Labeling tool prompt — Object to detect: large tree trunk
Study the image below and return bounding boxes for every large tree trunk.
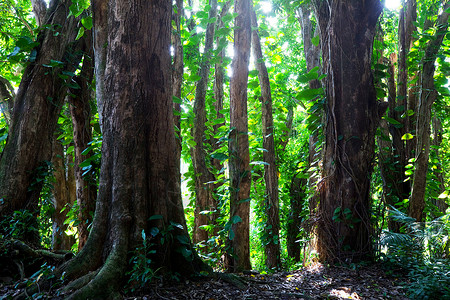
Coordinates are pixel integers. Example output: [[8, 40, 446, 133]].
[[409, 4, 450, 221], [32, 1, 207, 298], [431, 117, 448, 216], [68, 35, 97, 250], [225, 0, 252, 272], [251, 8, 280, 270], [0, 0, 80, 225], [191, 0, 218, 246], [313, 0, 384, 262]]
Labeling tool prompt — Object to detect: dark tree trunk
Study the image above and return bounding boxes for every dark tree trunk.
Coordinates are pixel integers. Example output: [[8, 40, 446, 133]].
[[34, 1, 207, 298], [287, 174, 306, 263], [225, 0, 252, 272], [431, 117, 448, 216], [251, 8, 280, 270], [410, 4, 450, 221], [191, 0, 218, 246], [0, 76, 14, 125], [68, 35, 97, 250], [313, 0, 384, 262], [51, 138, 75, 251], [172, 0, 184, 162], [0, 0, 80, 230]]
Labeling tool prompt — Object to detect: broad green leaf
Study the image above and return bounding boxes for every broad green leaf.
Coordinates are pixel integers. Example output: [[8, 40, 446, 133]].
[[401, 133, 414, 140], [76, 27, 85, 40], [148, 215, 164, 221]]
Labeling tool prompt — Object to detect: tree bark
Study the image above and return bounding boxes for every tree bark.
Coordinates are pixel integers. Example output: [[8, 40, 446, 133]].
[[0, 76, 14, 126], [31, 0, 47, 27], [68, 34, 97, 251], [172, 0, 184, 162], [431, 116, 448, 216], [51, 137, 75, 251], [226, 0, 252, 272], [251, 8, 280, 270], [191, 0, 219, 246], [33, 1, 208, 298], [313, 0, 384, 262], [0, 0, 80, 224], [409, 3, 450, 221]]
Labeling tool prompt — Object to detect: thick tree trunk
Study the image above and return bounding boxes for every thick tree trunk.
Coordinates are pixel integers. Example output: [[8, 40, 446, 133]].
[[0, 0, 80, 228], [225, 0, 252, 272], [34, 1, 207, 299], [251, 8, 280, 270], [313, 0, 384, 262], [191, 0, 218, 246], [410, 4, 450, 221], [68, 35, 97, 250]]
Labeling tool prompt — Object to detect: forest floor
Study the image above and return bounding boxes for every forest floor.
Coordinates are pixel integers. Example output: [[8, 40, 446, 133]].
[[125, 263, 410, 300], [0, 262, 410, 299]]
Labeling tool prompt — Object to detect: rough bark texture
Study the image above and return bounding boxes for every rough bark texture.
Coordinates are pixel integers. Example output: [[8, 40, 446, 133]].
[[251, 8, 280, 270], [431, 117, 448, 215], [68, 35, 97, 250], [39, 2, 208, 299], [409, 3, 450, 222], [378, 55, 403, 233], [313, 0, 384, 262], [31, 0, 47, 27], [51, 138, 75, 251], [191, 0, 218, 246], [0, 0, 80, 220], [172, 0, 184, 161], [298, 3, 322, 252], [0, 76, 14, 125], [287, 174, 306, 263], [226, 0, 252, 272]]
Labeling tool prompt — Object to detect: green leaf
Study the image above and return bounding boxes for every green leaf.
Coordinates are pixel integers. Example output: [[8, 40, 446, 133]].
[[148, 215, 163, 221], [295, 88, 323, 101], [231, 215, 242, 224], [170, 221, 183, 230], [150, 227, 159, 236], [311, 35, 320, 47], [141, 229, 146, 240], [229, 229, 235, 240], [76, 27, 85, 40], [250, 161, 270, 166], [211, 152, 228, 161], [81, 16, 93, 30], [176, 235, 190, 245], [401, 133, 414, 140], [384, 116, 401, 125]]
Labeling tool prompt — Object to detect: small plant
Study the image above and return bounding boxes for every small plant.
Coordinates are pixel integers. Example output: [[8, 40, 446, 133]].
[[379, 208, 450, 299], [125, 229, 160, 293]]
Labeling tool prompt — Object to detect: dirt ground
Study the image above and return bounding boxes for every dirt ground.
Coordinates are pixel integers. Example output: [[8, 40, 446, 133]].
[[0, 263, 410, 299], [125, 263, 409, 300]]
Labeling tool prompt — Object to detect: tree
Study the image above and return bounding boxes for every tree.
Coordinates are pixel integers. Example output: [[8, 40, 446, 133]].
[[191, 0, 219, 246], [0, 0, 81, 244], [251, 8, 280, 270], [409, 1, 450, 222], [313, 0, 386, 262], [226, 0, 252, 272], [21, 1, 207, 298]]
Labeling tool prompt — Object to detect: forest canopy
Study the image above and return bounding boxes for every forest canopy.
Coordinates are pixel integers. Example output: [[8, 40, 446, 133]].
[[0, 0, 449, 299]]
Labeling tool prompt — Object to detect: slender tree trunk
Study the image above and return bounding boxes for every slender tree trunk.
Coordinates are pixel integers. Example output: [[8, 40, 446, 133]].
[[313, 0, 385, 262], [191, 0, 219, 246], [51, 138, 75, 251], [68, 35, 97, 250], [410, 4, 450, 221], [172, 0, 184, 162], [0, 76, 14, 125], [0, 0, 80, 231], [431, 117, 448, 215], [225, 0, 252, 272], [251, 8, 280, 270], [287, 174, 306, 263], [30, 1, 208, 299]]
